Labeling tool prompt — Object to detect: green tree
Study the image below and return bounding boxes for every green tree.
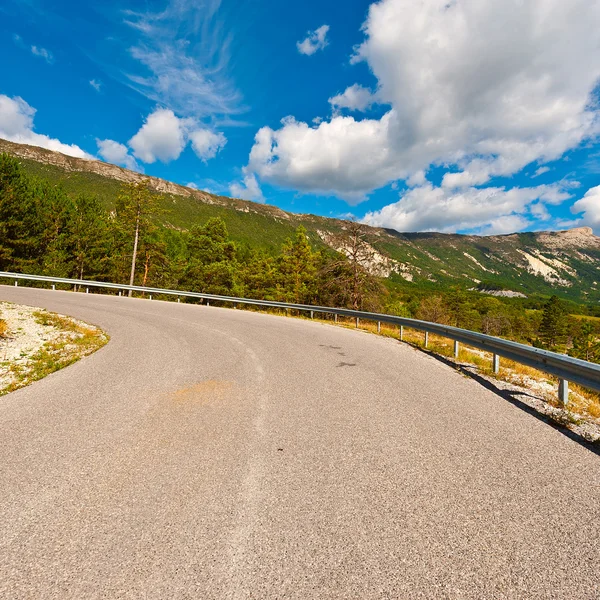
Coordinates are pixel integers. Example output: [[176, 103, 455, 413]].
[[70, 193, 110, 282], [239, 249, 278, 300], [538, 295, 569, 350], [277, 226, 318, 304], [569, 322, 600, 363], [183, 217, 238, 295], [113, 181, 161, 295]]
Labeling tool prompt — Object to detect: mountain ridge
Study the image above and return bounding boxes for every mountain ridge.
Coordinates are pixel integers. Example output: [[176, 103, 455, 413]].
[[1, 138, 599, 303]]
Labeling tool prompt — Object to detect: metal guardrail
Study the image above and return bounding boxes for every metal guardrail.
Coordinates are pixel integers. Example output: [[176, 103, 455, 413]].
[[2, 270, 599, 404]]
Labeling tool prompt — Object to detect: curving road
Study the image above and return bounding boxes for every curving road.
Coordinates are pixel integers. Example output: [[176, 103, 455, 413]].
[[0, 285, 599, 599]]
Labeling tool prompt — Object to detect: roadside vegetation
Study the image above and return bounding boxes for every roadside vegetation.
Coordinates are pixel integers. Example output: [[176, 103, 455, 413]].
[[0, 303, 108, 396]]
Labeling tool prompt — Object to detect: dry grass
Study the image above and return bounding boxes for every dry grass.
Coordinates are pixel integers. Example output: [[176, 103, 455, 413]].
[[0, 318, 7, 338]]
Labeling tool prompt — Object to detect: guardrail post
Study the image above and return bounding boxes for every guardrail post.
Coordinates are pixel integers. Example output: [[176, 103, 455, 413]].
[[377, 321, 381, 334], [454, 340, 459, 358], [14, 281, 17, 287], [558, 379, 569, 406], [207, 301, 210, 307], [149, 294, 152, 301], [118, 291, 121, 297], [493, 354, 500, 374], [177, 297, 180, 303], [310, 310, 314, 319], [334, 314, 338, 324], [52, 284, 55, 291], [356, 317, 360, 328], [400, 325, 403, 341], [86, 288, 89, 294], [424, 331, 429, 348]]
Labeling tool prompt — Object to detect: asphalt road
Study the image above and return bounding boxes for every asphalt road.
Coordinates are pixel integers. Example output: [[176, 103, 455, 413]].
[[0, 285, 598, 599]]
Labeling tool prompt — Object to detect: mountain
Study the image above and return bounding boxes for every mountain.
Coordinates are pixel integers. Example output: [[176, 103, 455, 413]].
[[1, 138, 599, 303]]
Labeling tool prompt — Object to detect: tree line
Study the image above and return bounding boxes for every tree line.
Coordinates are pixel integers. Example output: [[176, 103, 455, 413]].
[[0, 154, 382, 309], [1, 153, 598, 363]]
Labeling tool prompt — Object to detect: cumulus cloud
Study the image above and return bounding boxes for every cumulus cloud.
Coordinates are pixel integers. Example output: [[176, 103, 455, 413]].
[[297, 25, 330, 56], [31, 45, 53, 64], [363, 183, 572, 234], [127, 107, 227, 164], [0, 94, 89, 159], [246, 113, 397, 202], [189, 128, 227, 161], [241, 0, 600, 221], [230, 168, 264, 202], [96, 139, 140, 171], [128, 108, 189, 163], [329, 84, 377, 113], [572, 186, 600, 234]]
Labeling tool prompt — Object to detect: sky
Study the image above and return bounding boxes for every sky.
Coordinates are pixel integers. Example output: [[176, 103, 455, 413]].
[[1, 0, 600, 236]]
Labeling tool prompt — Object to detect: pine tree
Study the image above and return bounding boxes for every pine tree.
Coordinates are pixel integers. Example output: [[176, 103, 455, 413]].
[[113, 181, 160, 295], [538, 295, 569, 350], [277, 226, 318, 304], [183, 218, 238, 295]]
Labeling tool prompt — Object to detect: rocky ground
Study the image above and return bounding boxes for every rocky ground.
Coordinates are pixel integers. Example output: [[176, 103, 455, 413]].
[[0, 301, 108, 395]]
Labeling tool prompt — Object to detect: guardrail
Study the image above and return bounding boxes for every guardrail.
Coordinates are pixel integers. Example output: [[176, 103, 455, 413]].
[[2, 270, 599, 405]]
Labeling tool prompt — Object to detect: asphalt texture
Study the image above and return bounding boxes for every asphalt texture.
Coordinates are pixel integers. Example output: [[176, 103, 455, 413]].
[[0, 285, 598, 599]]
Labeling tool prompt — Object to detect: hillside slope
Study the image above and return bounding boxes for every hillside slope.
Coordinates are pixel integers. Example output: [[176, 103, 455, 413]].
[[1, 138, 599, 302]]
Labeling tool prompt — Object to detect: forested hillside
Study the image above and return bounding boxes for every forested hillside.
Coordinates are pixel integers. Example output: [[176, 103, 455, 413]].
[[1, 150, 599, 363], [2, 138, 600, 305]]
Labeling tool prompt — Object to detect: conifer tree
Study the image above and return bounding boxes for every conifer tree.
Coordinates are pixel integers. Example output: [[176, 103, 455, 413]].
[[538, 295, 569, 350], [277, 226, 318, 304], [114, 181, 160, 295]]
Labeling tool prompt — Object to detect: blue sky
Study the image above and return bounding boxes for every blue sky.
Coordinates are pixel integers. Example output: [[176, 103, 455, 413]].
[[1, 0, 599, 235]]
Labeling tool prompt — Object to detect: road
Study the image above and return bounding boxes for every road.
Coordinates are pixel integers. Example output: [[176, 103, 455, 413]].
[[0, 285, 598, 599]]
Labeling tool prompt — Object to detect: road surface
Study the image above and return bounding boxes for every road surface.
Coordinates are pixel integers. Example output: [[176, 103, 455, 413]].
[[0, 285, 598, 599]]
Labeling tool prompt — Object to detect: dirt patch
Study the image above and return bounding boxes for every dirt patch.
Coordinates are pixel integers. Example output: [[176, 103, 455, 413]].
[[172, 380, 234, 403]]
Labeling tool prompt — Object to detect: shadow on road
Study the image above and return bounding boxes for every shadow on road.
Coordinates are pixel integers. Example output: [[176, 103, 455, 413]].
[[426, 350, 600, 458]]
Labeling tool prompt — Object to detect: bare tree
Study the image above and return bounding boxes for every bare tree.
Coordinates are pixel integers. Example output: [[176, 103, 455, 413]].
[[321, 221, 383, 310]]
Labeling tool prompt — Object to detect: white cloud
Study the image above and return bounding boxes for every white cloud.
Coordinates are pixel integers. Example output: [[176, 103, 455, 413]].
[[297, 25, 330, 56], [242, 0, 600, 208], [127, 107, 226, 164], [533, 166, 551, 177], [128, 108, 188, 163], [96, 139, 140, 171], [0, 94, 89, 159], [189, 128, 226, 161], [572, 186, 600, 234], [363, 183, 571, 234], [31, 45, 53, 64], [329, 84, 377, 112], [246, 113, 397, 203], [89, 79, 102, 92], [406, 170, 426, 187], [230, 169, 264, 202], [186, 182, 199, 189], [124, 0, 243, 119]]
